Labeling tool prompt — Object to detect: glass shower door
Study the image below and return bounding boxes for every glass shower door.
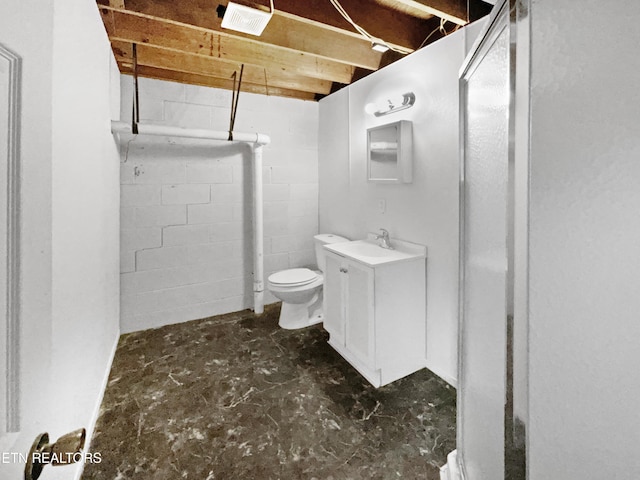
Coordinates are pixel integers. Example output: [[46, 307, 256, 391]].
[[458, 3, 510, 479]]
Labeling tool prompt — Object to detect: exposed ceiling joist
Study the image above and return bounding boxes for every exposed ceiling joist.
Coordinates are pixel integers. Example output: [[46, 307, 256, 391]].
[[108, 0, 406, 64], [120, 67, 317, 101], [117, 0, 429, 51], [386, 0, 468, 25], [99, 6, 356, 84], [97, 0, 492, 101], [112, 41, 333, 95]]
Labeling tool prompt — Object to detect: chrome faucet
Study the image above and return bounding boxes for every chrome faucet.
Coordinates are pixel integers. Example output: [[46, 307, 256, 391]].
[[375, 228, 394, 250]]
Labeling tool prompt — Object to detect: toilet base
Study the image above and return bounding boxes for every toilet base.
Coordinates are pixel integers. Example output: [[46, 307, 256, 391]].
[[278, 292, 323, 330]]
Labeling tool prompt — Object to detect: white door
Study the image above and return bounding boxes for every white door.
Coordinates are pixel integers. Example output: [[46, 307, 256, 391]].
[[458, 2, 510, 479], [0, 43, 52, 479], [0, 46, 10, 439], [0, 43, 25, 475]]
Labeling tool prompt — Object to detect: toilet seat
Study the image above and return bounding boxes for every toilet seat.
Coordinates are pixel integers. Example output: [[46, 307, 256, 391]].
[[268, 268, 318, 287]]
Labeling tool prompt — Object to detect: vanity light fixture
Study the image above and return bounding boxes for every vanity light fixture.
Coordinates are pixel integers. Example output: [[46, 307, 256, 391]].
[[221, 0, 274, 36], [365, 92, 416, 117]]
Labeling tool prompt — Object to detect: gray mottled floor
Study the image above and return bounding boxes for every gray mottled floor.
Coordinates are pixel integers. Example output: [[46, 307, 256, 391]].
[[82, 304, 455, 480]]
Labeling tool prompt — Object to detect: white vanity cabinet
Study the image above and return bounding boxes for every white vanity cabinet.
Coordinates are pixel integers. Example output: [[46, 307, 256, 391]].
[[323, 246, 426, 388]]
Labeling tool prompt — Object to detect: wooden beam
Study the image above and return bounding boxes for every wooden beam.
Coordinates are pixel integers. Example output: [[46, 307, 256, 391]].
[[118, 67, 317, 101], [390, 0, 468, 25], [106, 0, 395, 67], [111, 41, 332, 95], [98, 6, 356, 84], [243, 0, 434, 50]]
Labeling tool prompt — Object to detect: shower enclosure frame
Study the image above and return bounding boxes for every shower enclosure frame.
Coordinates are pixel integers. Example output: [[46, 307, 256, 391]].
[[456, 0, 531, 478]]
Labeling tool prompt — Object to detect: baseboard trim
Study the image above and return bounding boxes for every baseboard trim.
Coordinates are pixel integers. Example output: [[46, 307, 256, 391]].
[[73, 331, 119, 480]]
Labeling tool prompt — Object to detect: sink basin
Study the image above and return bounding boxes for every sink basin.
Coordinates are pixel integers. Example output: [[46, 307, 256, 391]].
[[324, 238, 426, 267], [338, 242, 399, 258]]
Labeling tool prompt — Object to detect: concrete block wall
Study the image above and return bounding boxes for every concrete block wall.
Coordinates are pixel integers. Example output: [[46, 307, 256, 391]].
[[119, 76, 319, 333]]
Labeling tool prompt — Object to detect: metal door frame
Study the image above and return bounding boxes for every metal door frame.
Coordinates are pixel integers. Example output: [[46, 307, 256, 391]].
[[457, 0, 531, 478]]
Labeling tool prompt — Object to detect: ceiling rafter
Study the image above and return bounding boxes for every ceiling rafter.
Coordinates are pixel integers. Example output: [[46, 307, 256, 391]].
[[97, 0, 491, 100], [112, 41, 333, 95], [120, 67, 317, 101], [99, 6, 357, 84], [110, 0, 431, 51], [385, 0, 468, 25], [106, 0, 406, 64], [239, 0, 438, 50]]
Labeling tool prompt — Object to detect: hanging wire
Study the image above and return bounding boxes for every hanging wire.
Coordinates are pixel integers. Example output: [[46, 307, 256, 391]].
[[418, 18, 461, 49], [328, 0, 407, 54]]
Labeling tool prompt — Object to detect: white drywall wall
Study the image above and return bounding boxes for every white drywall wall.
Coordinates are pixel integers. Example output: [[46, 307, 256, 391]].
[[527, 1, 640, 478], [118, 77, 320, 332], [318, 87, 351, 238], [319, 20, 486, 386], [49, 0, 121, 470]]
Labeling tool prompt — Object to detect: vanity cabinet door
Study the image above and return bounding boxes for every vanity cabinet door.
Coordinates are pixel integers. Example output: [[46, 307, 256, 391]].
[[344, 261, 375, 369], [323, 251, 345, 345]]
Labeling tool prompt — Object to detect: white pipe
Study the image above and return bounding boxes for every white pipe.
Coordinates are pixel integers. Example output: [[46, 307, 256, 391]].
[[111, 121, 270, 314], [252, 144, 265, 314], [111, 121, 270, 146]]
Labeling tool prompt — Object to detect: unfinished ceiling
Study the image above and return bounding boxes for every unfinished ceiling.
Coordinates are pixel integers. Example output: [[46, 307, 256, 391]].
[[97, 0, 492, 101]]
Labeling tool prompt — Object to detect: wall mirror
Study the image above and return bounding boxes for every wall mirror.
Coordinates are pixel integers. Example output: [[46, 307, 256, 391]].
[[367, 120, 412, 184]]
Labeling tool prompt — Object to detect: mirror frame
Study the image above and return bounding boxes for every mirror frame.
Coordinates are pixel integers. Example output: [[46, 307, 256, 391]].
[[366, 120, 412, 184]]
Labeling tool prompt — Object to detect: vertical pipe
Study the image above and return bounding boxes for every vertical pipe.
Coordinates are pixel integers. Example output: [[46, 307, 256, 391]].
[[109, 121, 270, 313], [252, 144, 264, 314]]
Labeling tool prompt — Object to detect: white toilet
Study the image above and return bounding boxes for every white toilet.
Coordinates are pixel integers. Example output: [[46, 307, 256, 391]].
[[268, 233, 349, 329]]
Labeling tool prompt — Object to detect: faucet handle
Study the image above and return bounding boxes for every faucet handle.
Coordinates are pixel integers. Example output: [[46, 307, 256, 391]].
[[375, 229, 394, 249]]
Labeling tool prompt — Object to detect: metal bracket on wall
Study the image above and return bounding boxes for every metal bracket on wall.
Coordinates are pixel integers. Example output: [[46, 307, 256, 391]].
[[228, 64, 245, 141], [131, 43, 140, 135]]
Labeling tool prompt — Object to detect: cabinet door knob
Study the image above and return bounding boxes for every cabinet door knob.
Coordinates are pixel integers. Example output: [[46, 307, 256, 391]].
[[340, 268, 348, 273]]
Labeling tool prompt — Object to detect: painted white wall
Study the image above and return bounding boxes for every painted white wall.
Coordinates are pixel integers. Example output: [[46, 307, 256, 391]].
[[318, 87, 351, 237], [319, 20, 486, 386], [527, 1, 640, 478], [49, 1, 121, 475], [118, 77, 319, 332], [0, 0, 120, 477]]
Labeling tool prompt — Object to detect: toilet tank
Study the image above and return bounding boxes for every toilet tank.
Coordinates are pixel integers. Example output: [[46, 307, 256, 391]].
[[314, 234, 350, 272]]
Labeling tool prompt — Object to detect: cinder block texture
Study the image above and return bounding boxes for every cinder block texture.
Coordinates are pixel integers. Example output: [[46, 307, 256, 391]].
[[119, 77, 320, 332]]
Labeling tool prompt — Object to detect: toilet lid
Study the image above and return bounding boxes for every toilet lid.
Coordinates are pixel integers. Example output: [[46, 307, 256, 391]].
[[268, 268, 318, 287]]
